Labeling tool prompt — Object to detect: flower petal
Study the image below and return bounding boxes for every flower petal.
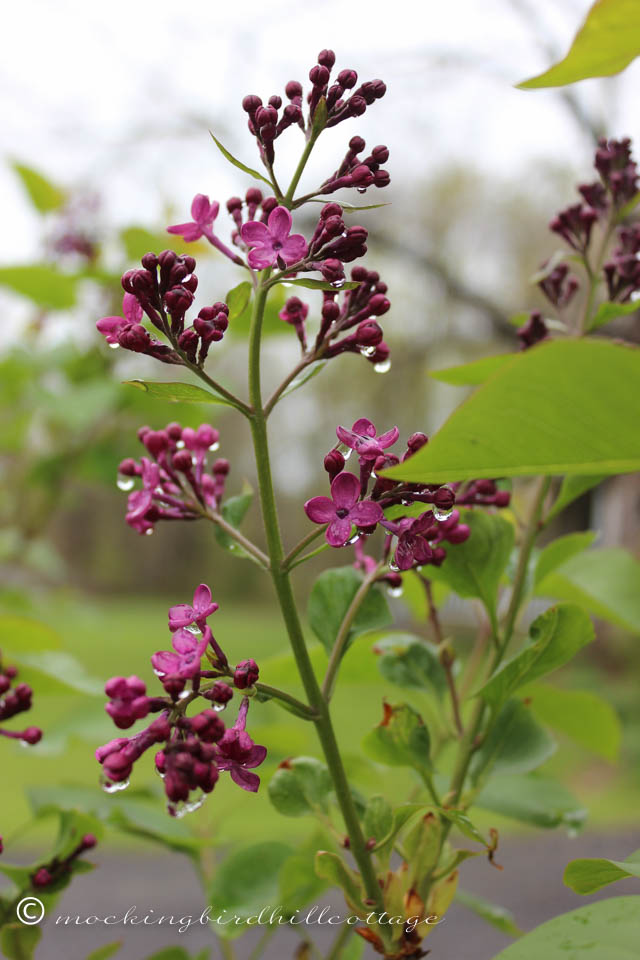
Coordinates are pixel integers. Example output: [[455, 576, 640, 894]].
[[280, 234, 308, 265], [96, 316, 126, 343], [247, 248, 276, 270], [193, 583, 213, 614], [330, 472, 360, 509], [350, 500, 383, 526], [168, 603, 195, 630], [191, 194, 211, 222], [244, 744, 267, 768], [267, 205, 292, 242], [326, 517, 353, 547], [172, 628, 200, 654], [241, 220, 269, 244], [377, 426, 400, 449], [352, 418, 376, 437], [167, 222, 202, 242], [122, 293, 143, 324], [229, 764, 261, 792], [151, 650, 181, 675], [304, 496, 336, 524], [395, 536, 416, 571]]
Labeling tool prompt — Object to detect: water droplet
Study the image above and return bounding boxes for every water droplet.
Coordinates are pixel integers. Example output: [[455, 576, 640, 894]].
[[359, 345, 376, 358], [208, 442, 220, 452], [178, 689, 190, 700], [374, 360, 391, 374], [401, 498, 411, 506], [387, 586, 404, 598], [331, 278, 345, 289], [176, 440, 185, 449], [356, 187, 367, 195], [282, 282, 293, 288], [347, 534, 360, 545], [145, 528, 154, 536], [101, 775, 130, 794], [343, 448, 352, 461], [116, 474, 135, 492], [631, 290, 640, 302], [108, 342, 120, 350], [168, 794, 206, 818], [213, 702, 227, 713], [434, 507, 453, 522], [185, 624, 202, 636], [155, 767, 166, 779], [153, 668, 166, 678], [389, 561, 400, 573]]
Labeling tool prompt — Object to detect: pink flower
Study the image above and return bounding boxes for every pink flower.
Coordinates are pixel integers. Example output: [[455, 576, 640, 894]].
[[125, 459, 161, 534], [167, 194, 220, 243], [104, 675, 150, 729], [240, 206, 307, 270], [96, 294, 143, 344], [216, 698, 267, 792], [168, 583, 219, 632], [336, 418, 399, 461], [151, 626, 210, 679], [304, 472, 383, 547]]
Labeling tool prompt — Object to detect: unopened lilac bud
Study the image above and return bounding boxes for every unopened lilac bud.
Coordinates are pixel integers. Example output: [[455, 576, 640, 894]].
[[446, 524, 471, 544], [349, 135, 365, 153], [212, 458, 230, 476], [356, 320, 383, 346], [324, 449, 345, 480], [407, 433, 428, 453], [347, 96, 367, 117], [118, 458, 138, 477], [321, 258, 345, 283], [143, 430, 169, 458], [338, 69, 358, 88], [234, 659, 259, 690], [20, 727, 42, 744], [32, 868, 53, 888], [494, 491, 511, 507], [269, 95, 282, 109], [81, 834, 98, 850], [322, 299, 340, 323], [285, 80, 302, 99], [310, 65, 330, 86], [172, 450, 193, 472], [242, 95, 262, 114], [433, 487, 455, 512], [203, 682, 234, 705], [318, 49, 336, 69]]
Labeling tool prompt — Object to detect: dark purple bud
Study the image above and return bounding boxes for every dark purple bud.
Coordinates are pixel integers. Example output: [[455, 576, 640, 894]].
[[337, 69, 357, 89], [321, 258, 345, 283], [141, 252, 159, 271], [172, 449, 193, 472], [203, 682, 234, 705], [355, 320, 383, 346], [32, 868, 53, 888], [310, 65, 330, 86], [242, 95, 262, 114], [433, 487, 455, 511], [285, 80, 303, 99], [324, 449, 346, 480], [234, 659, 259, 690], [407, 432, 428, 453], [347, 96, 367, 117], [21, 727, 43, 745], [143, 430, 169, 458]]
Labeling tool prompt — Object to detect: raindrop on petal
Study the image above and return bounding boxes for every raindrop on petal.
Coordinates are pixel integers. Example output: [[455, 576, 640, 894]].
[[145, 528, 154, 536], [100, 775, 130, 794], [387, 586, 404, 598], [108, 342, 120, 350], [374, 360, 391, 374], [116, 474, 135, 492], [434, 507, 454, 522], [359, 346, 376, 358]]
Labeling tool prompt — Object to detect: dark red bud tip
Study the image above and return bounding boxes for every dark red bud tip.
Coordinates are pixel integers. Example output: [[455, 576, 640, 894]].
[[285, 80, 303, 99], [81, 834, 98, 850], [433, 487, 455, 511], [21, 727, 43, 745], [407, 432, 429, 453], [494, 491, 511, 507], [172, 450, 193, 472], [32, 867, 53, 888], [324, 450, 346, 477], [242, 95, 262, 113]]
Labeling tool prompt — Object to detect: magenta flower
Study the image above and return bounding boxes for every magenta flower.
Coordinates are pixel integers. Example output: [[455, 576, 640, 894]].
[[125, 459, 161, 534], [217, 698, 267, 792], [304, 472, 383, 547], [167, 194, 220, 243], [104, 675, 150, 729], [151, 626, 210, 680], [96, 294, 143, 344], [240, 206, 307, 270], [336, 418, 399, 461], [168, 583, 219, 631]]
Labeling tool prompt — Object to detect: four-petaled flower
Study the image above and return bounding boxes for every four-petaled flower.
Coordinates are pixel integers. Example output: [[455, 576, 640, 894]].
[[125, 459, 161, 534], [304, 472, 383, 547], [393, 512, 439, 570], [216, 698, 267, 792], [96, 293, 143, 344], [168, 583, 219, 631], [167, 194, 220, 243], [151, 626, 211, 679], [240, 206, 307, 270], [336, 418, 399, 461]]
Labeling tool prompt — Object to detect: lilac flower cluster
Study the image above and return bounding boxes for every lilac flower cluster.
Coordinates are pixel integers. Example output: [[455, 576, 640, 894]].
[[304, 419, 510, 573], [97, 251, 230, 368], [96, 585, 266, 815], [117, 421, 229, 535], [242, 49, 387, 167], [0, 656, 42, 747], [31, 834, 97, 889]]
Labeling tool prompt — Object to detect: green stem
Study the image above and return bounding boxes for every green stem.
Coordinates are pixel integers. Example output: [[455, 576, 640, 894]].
[[255, 682, 318, 720], [325, 922, 355, 960], [203, 511, 270, 568], [247, 273, 386, 920], [218, 938, 237, 960], [283, 527, 326, 570], [264, 354, 316, 417], [322, 562, 384, 700], [288, 541, 330, 571], [285, 134, 319, 204]]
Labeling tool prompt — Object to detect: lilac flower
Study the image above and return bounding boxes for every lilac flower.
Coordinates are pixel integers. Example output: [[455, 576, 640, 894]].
[[104, 675, 150, 729], [125, 458, 161, 534], [240, 206, 307, 270], [216, 698, 267, 792], [151, 626, 210, 680], [169, 584, 219, 632], [167, 194, 220, 243], [304, 471, 383, 547], [96, 293, 143, 344], [336, 418, 399, 461]]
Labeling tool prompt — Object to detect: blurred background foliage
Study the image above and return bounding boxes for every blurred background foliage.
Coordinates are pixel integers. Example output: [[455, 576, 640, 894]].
[[0, 0, 638, 864]]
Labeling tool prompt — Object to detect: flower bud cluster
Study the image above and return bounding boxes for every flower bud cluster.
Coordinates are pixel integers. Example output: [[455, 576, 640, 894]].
[[97, 585, 266, 815], [304, 419, 509, 573], [31, 834, 98, 890], [118, 421, 230, 535], [0, 657, 42, 747], [321, 137, 390, 195]]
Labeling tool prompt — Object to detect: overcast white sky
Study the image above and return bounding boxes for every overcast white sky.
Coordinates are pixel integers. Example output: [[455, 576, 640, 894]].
[[3, 0, 640, 265]]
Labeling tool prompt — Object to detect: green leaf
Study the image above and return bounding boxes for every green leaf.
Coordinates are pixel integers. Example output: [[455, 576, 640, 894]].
[[383, 340, 640, 482], [430, 510, 514, 628], [373, 803, 425, 856], [12, 162, 66, 213], [4, 650, 103, 695], [274, 277, 359, 291], [429, 354, 511, 386], [226, 281, 252, 321], [0, 924, 41, 960], [518, 0, 640, 88], [477, 604, 594, 708], [564, 851, 640, 895], [281, 361, 328, 399], [547, 475, 604, 521], [362, 702, 432, 774], [587, 299, 639, 332], [373, 633, 447, 697], [307, 198, 391, 213], [279, 836, 331, 914], [476, 774, 586, 830], [268, 757, 332, 817], [439, 810, 488, 847], [534, 531, 597, 587], [311, 97, 328, 137], [0, 616, 61, 651], [214, 483, 254, 557], [363, 795, 393, 844], [456, 889, 523, 938], [536, 548, 640, 634], [123, 380, 234, 406], [0, 265, 78, 309], [471, 698, 557, 779], [521, 684, 621, 763], [85, 944, 123, 960], [308, 567, 392, 657], [489, 896, 640, 959], [314, 852, 364, 915], [209, 132, 272, 186], [208, 842, 293, 920], [403, 811, 442, 897]]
